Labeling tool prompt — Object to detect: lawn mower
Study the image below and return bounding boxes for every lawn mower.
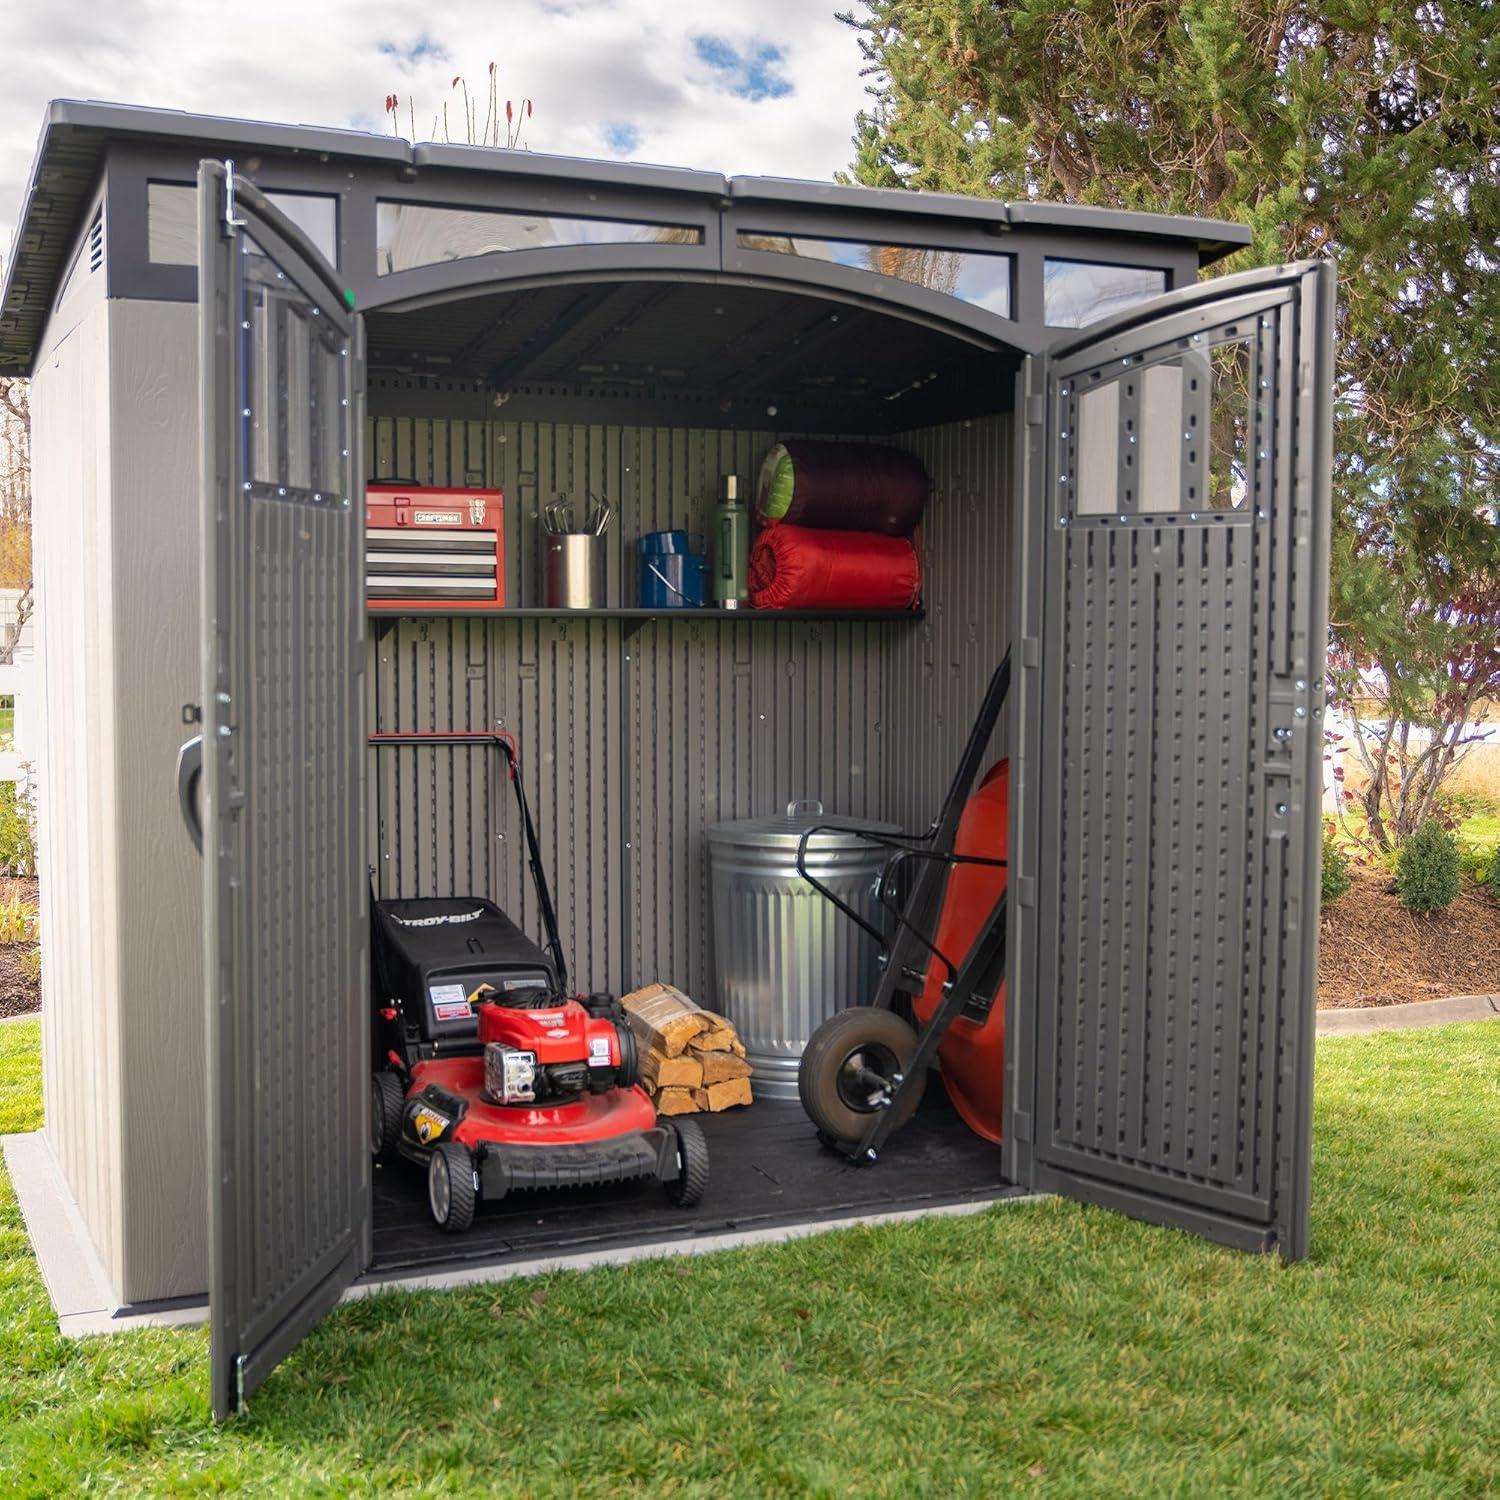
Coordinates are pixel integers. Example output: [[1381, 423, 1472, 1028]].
[[796, 651, 1011, 1162], [368, 731, 708, 1233]]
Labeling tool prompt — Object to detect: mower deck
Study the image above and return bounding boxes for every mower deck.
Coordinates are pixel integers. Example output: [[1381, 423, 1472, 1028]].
[[367, 1092, 1019, 1276]]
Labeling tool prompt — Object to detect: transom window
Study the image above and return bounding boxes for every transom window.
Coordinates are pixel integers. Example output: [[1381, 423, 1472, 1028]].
[[375, 202, 704, 275], [1045, 258, 1167, 328], [738, 231, 1012, 319]]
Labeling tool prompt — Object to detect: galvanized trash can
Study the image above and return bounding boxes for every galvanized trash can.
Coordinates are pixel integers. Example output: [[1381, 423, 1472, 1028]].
[[706, 802, 897, 1101]]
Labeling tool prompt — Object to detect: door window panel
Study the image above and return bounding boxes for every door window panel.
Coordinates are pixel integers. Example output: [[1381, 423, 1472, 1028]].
[[240, 235, 348, 503], [1063, 336, 1254, 519]]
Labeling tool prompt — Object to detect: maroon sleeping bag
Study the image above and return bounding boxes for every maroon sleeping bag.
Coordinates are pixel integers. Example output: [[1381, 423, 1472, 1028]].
[[748, 525, 922, 610], [755, 441, 929, 535]]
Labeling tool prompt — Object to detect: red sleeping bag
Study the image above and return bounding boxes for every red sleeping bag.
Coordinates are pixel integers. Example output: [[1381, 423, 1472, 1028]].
[[748, 524, 922, 610]]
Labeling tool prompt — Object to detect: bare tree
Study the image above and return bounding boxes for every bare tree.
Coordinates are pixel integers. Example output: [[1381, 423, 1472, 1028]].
[[0, 350, 33, 664]]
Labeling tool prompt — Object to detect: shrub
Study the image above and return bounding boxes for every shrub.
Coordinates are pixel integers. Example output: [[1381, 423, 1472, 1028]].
[[19, 947, 40, 986], [1321, 829, 1352, 907], [1476, 846, 1500, 900], [0, 890, 35, 944], [1395, 821, 1462, 914], [0, 781, 35, 876]]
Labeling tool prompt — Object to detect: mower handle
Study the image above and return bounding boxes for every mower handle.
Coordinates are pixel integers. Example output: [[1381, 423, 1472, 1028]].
[[366, 731, 567, 992]]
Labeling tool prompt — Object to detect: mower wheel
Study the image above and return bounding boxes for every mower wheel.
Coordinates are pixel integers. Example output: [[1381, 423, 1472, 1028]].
[[371, 1072, 404, 1162], [662, 1117, 710, 1207], [799, 1006, 925, 1149], [427, 1142, 477, 1233]]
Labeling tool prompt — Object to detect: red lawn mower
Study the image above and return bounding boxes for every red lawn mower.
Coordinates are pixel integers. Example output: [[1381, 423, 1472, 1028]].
[[369, 732, 709, 1232]]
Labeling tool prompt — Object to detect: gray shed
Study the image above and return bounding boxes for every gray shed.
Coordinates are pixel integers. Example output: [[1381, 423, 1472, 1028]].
[[1, 101, 1332, 1419]]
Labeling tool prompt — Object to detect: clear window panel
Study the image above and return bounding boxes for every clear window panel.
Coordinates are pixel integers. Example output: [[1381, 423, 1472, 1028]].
[[1074, 383, 1119, 514], [1203, 341, 1252, 511], [149, 183, 339, 266], [147, 183, 197, 266], [1044, 259, 1166, 328], [738, 232, 1011, 318], [1066, 336, 1253, 518], [265, 192, 339, 266], [240, 235, 347, 501], [376, 202, 703, 274]]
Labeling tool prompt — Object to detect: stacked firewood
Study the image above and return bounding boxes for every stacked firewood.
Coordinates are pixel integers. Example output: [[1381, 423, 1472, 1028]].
[[620, 983, 754, 1115]]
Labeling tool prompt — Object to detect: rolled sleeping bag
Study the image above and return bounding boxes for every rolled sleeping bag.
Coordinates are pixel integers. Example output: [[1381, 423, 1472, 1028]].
[[755, 441, 929, 535], [748, 524, 922, 611]]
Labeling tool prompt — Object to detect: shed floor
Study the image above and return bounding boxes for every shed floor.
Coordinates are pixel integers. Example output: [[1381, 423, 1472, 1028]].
[[368, 1092, 1017, 1277]]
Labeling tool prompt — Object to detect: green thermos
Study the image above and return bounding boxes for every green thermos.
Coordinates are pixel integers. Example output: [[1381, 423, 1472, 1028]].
[[714, 473, 749, 609]]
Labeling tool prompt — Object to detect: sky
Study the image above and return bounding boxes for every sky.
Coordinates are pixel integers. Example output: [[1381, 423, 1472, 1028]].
[[1, 0, 874, 257]]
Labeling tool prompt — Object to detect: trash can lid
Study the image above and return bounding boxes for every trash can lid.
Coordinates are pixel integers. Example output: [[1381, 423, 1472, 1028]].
[[706, 800, 900, 852]]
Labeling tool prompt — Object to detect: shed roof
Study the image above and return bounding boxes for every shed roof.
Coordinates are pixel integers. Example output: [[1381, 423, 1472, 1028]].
[[0, 99, 1252, 378]]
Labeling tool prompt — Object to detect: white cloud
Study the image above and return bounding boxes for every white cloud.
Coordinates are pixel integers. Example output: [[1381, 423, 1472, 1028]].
[[1, 0, 873, 258]]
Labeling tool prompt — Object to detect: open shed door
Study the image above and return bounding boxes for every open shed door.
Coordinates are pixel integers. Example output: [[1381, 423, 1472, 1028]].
[[1009, 262, 1334, 1259], [197, 161, 367, 1419]]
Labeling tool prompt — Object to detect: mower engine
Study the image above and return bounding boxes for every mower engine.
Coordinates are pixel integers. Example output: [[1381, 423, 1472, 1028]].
[[477, 991, 638, 1105]]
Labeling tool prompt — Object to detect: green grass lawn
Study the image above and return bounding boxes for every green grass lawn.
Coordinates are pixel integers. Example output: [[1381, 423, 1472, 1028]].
[[2, 1017, 1497, 1496]]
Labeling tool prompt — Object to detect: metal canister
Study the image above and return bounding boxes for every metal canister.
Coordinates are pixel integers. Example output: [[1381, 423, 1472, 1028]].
[[706, 801, 897, 1101], [543, 533, 605, 608]]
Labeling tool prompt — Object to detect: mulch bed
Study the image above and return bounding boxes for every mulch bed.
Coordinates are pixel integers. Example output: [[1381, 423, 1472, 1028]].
[[0, 868, 1490, 1019], [1318, 864, 1500, 1008], [0, 875, 39, 1020]]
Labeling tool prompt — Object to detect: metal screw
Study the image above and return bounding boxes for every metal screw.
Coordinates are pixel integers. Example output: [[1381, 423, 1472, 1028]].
[[1275, 802, 1288, 816], [865, 1148, 878, 1161]]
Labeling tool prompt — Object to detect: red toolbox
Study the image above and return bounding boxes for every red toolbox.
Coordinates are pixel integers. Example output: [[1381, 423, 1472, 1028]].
[[366, 485, 505, 609]]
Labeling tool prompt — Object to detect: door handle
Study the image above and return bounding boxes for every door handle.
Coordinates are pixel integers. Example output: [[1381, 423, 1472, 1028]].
[[177, 734, 204, 854]]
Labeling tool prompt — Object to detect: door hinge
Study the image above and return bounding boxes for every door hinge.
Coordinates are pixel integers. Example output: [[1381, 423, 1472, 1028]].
[[1025, 394, 1045, 427], [1016, 876, 1036, 908], [1021, 636, 1040, 668], [1012, 1110, 1032, 1143]]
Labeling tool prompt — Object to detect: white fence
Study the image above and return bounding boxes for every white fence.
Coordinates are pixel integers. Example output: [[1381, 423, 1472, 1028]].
[[0, 656, 35, 785]]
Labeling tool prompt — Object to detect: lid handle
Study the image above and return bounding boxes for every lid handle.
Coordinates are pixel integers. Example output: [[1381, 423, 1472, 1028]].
[[786, 799, 824, 817]]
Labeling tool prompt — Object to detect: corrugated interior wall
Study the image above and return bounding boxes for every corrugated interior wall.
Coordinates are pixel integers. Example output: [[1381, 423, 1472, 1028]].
[[366, 411, 1011, 1004], [881, 414, 1015, 830]]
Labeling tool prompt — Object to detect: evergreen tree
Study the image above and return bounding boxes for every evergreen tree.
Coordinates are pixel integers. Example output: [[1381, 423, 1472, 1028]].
[[843, 2, 1498, 844]]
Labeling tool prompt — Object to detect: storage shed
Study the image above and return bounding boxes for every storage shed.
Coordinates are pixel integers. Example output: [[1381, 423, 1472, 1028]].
[[1, 101, 1332, 1419]]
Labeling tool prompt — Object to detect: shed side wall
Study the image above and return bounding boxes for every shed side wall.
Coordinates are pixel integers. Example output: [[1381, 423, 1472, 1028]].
[[882, 413, 1016, 830], [33, 286, 126, 1297], [108, 299, 206, 1300]]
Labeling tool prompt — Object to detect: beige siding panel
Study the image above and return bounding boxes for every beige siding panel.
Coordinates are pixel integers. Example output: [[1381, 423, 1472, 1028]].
[[33, 291, 126, 1298], [108, 300, 206, 1301]]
